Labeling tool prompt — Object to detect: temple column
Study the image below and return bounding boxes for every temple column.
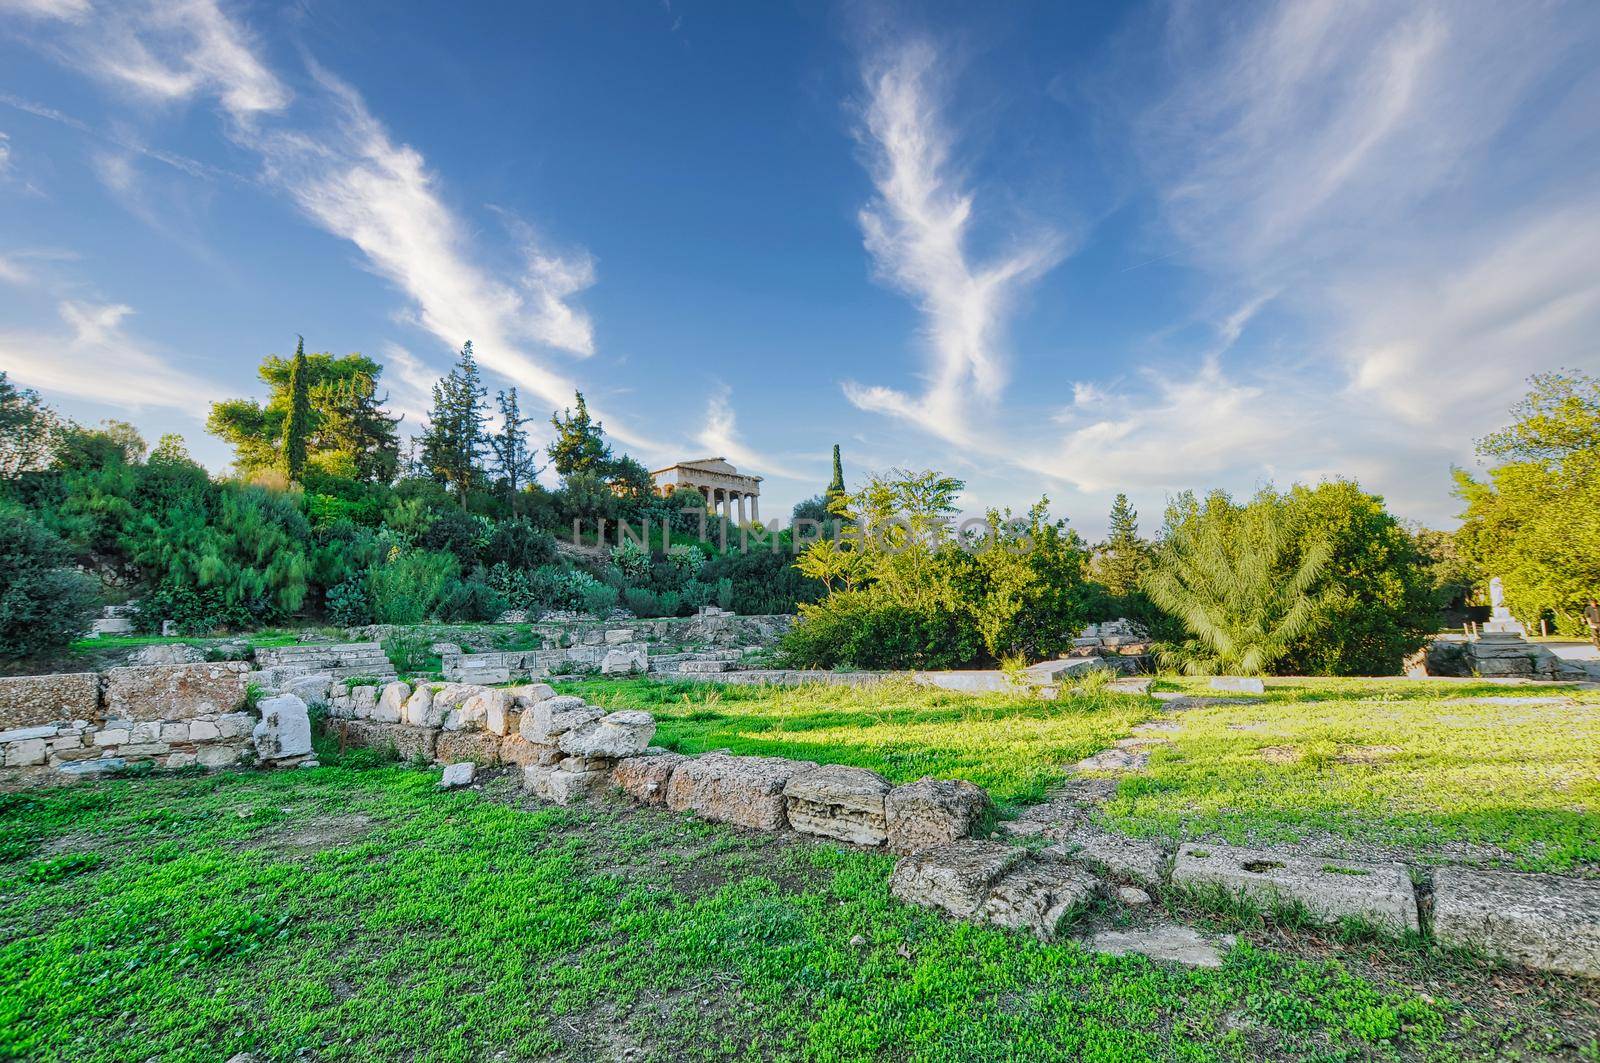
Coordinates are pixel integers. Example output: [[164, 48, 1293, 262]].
[[736, 492, 747, 526], [750, 494, 759, 523]]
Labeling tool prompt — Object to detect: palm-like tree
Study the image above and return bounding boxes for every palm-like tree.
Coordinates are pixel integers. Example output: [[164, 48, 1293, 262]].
[[1143, 497, 1330, 676]]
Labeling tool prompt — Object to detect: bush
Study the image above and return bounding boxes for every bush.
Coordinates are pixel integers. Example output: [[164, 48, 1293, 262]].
[[481, 519, 556, 568], [580, 582, 619, 616], [139, 579, 260, 635], [780, 591, 978, 670], [623, 586, 664, 617], [436, 575, 509, 622], [325, 577, 372, 627], [367, 550, 458, 624], [0, 507, 101, 661], [419, 509, 487, 561]]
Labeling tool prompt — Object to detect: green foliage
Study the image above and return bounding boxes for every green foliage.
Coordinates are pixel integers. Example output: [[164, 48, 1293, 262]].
[[0, 505, 101, 661], [325, 577, 372, 627], [1455, 370, 1600, 631], [487, 387, 542, 509], [0, 371, 62, 477], [479, 518, 556, 568], [282, 339, 310, 482], [826, 441, 846, 510], [1093, 492, 1148, 599], [1144, 489, 1331, 676], [366, 550, 458, 624], [206, 346, 399, 483], [418, 341, 488, 506], [547, 390, 610, 476]]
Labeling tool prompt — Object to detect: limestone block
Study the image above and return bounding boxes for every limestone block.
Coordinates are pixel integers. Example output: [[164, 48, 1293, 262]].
[[498, 735, 561, 767], [558, 710, 656, 758], [118, 742, 172, 756], [159, 722, 190, 743], [604, 628, 636, 644], [783, 764, 892, 846], [664, 753, 820, 831], [1208, 676, 1265, 694], [612, 752, 689, 805], [126, 643, 207, 666], [1054, 828, 1167, 888], [404, 685, 443, 727], [129, 721, 161, 743], [438, 762, 476, 789], [93, 729, 130, 747], [434, 729, 501, 766], [0, 724, 59, 743], [884, 776, 991, 855], [509, 682, 557, 708], [197, 744, 241, 768], [523, 764, 607, 804], [600, 644, 648, 676], [977, 859, 1100, 941], [443, 688, 496, 732], [283, 673, 333, 709], [217, 713, 255, 739], [103, 662, 249, 722], [889, 841, 1028, 917], [520, 699, 601, 743], [430, 684, 480, 714], [4, 738, 48, 767], [1433, 868, 1600, 978], [336, 721, 439, 763], [252, 694, 313, 762], [165, 751, 197, 769], [349, 685, 378, 719], [1084, 924, 1234, 969], [373, 682, 409, 724], [0, 672, 100, 732], [1172, 843, 1418, 933], [475, 689, 514, 735]]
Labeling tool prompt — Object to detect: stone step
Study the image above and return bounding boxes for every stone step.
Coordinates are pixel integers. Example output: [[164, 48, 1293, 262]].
[[1171, 842, 1418, 933], [1433, 868, 1600, 978]]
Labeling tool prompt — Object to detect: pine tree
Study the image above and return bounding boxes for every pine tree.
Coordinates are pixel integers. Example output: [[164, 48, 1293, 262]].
[[1098, 493, 1147, 598], [420, 341, 488, 508], [548, 391, 611, 477], [825, 443, 846, 512], [282, 337, 311, 483], [488, 387, 543, 514]]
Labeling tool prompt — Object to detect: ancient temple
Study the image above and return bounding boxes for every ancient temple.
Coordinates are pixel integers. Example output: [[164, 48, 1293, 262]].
[[649, 458, 762, 523]]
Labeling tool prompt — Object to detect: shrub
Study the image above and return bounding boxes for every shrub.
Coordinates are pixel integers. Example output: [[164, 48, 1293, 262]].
[[138, 579, 258, 636], [325, 577, 372, 627], [481, 519, 556, 568], [610, 539, 651, 581], [419, 509, 487, 561], [367, 550, 458, 624], [780, 591, 978, 670], [623, 586, 664, 617], [0, 507, 100, 661], [436, 576, 509, 622], [580, 582, 619, 616]]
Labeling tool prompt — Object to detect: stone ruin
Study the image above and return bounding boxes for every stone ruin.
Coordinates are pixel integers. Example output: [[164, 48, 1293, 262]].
[[0, 662, 314, 787]]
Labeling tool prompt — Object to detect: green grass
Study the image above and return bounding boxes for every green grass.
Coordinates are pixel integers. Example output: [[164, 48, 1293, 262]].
[[574, 677, 1154, 807], [2, 757, 1589, 1062], [575, 676, 1600, 873]]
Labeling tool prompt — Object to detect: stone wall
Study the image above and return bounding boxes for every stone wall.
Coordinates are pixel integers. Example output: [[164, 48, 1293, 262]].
[[1409, 633, 1600, 682], [0, 662, 309, 788]]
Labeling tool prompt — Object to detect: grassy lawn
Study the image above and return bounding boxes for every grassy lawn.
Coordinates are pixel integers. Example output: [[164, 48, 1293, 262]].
[[576, 677, 1155, 806], [576, 677, 1600, 874], [3, 754, 1594, 1062]]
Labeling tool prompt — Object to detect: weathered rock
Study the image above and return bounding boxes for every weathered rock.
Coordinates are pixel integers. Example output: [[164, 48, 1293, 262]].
[[1053, 829, 1168, 888], [509, 682, 557, 707], [889, 841, 1028, 918], [373, 681, 409, 724], [1083, 924, 1234, 968], [434, 729, 502, 765], [884, 776, 991, 855], [348, 685, 378, 719], [665, 752, 819, 831], [430, 684, 481, 714], [252, 694, 313, 762], [1432, 868, 1600, 978], [103, 662, 249, 722], [467, 689, 512, 735], [523, 764, 607, 804], [1208, 676, 1265, 694], [1118, 886, 1153, 906], [520, 699, 602, 743], [283, 673, 333, 710], [558, 710, 656, 758], [438, 762, 475, 789], [403, 685, 442, 727], [612, 751, 689, 805], [126, 643, 206, 666], [783, 763, 892, 846], [499, 735, 561, 767], [977, 859, 1100, 940], [600, 643, 648, 675], [1172, 843, 1418, 933]]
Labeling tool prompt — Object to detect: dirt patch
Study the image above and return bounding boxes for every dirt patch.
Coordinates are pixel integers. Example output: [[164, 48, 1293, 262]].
[[1259, 745, 1301, 765], [247, 813, 375, 855], [1337, 744, 1403, 764]]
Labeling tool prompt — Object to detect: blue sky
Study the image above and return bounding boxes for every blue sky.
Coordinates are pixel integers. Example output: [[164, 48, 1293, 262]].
[[2, 0, 1597, 537]]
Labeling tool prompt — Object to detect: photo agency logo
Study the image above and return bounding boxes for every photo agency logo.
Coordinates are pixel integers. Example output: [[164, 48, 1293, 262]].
[[571, 505, 1038, 556]]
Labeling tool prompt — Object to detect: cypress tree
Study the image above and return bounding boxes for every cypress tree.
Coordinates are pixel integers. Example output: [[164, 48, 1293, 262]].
[[1099, 493, 1147, 598], [489, 387, 542, 514], [283, 337, 310, 483], [825, 443, 846, 510], [420, 341, 488, 508]]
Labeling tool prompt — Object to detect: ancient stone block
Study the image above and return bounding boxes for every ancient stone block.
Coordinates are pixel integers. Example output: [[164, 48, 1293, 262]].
[[977, 859, 1100, 941], [521, 699, 602, 743], [404, 685, 443, 727], [884, 776, 991, 854], [197, 744, 242, 768], [349, 685, 377, 719], [4, 738, 48, 767], [1053, 828, 1168, 888], [1432, 868, 1600, 978], [783, 763, 892, 846], [600, 643, 648, 675], [558, 710, 656, 758], [0, 672, 100, 731], [253, 694, 313, 762], [438, 762, 475, 789], [499, 735, 560, 767], [373, 681, 409, 724], [1172, 843, 1418, 933], [664, 753, 819, 831], [1208, 676, 1265, 694], [434, 729, 502, 766], [889, 841, 1027, 918], [612, 752, 689, 805], [1084, 923, 1234, 968], [509, 683, 557, 708], [523, 764, 607, 804], [283, 673, 333, 710]]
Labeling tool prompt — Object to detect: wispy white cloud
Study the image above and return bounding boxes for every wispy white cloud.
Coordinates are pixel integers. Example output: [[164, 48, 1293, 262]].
[[0, 299, 217, 409], [0, 0, 92, 20], [694, 384, 807, 481], [0, 132, 11, 175], [844, 40, 1065, 444]]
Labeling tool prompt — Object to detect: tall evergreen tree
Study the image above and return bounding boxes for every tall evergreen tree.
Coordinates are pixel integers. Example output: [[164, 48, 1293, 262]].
[[826, 444, 846, 512], [1098, 493, 1147, 598], [488, 387, 542, 514], [283, 338, 310, 483], [420, 341, 489, 508], [547, 391, 611, 477]]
